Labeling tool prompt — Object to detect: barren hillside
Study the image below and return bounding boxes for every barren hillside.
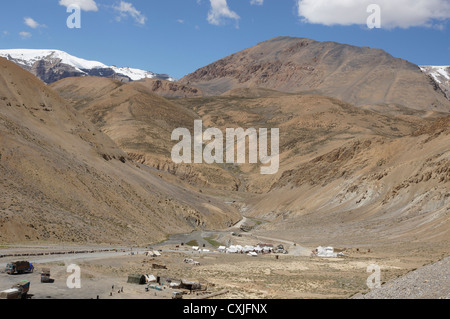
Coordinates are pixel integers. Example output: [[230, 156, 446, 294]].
[[0, 58, 240, 245], [51, 75, 449, 248], [50, 77, 241, 191]]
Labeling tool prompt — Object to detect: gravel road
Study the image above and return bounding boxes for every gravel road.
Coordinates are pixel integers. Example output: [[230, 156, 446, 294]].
[[354, 256, 449, 299]]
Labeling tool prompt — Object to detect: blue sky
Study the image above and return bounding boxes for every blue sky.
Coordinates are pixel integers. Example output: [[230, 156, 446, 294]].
[[0, 0, 449, 79]]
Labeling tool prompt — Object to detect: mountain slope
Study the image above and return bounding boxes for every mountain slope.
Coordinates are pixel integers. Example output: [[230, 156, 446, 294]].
[[0, 57, 239, 244], [0, 49, 173, 84], [50, 76, 240, 191], [248, 116, 450, 246], [421, 66, 450, 99], [181, 37, 450, 113]]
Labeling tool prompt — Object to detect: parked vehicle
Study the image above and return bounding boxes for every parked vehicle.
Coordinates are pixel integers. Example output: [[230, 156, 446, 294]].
[[0, 281, 30, 299], [0, 288, 21, 300], [41, 268, 51, 283], [5, 261, 34, 275], [12, 281, 30, 298], [172, 291, 183, 299]]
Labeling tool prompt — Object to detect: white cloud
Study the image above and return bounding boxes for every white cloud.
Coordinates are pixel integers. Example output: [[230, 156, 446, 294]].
[[207, 0, 240, 26], [24, 17, 45, 29], [19, 31, 32, 39], [250, 0, 264, 5], [297, 0, 450, 29], [59, 0, 99, 12], [113, 1, 147, 25]]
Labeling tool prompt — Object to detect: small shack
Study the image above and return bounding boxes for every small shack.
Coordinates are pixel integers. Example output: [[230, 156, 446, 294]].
[[127, 274, 147, 285], [180, 280, 202, 291]]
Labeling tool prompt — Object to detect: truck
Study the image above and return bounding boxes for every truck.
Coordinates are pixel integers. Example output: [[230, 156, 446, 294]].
[[0, 288, 21, 300], [12, 281, 30, 298], [172, 291, 183, 300], [41, 268, 51, 283], [0, 281, 30, 300], [5, 261, 34, 275]]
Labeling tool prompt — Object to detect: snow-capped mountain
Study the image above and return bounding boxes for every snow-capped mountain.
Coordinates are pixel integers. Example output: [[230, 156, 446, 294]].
[[420, 65, 450, 100], [0, 49, 174, 84]]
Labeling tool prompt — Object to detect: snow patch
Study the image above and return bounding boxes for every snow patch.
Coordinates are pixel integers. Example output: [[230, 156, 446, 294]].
[[0, 49, 173, 81]]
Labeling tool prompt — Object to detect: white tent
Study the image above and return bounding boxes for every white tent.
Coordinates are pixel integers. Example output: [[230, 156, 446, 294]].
[[247, 252, 258, 257], [226, 245, 238, 254], [244, 245, 255, 253], [192, 246, 199, 251], [218, 246, 226, 252], [316, 246, 338, 258], [145, 275, 157, 283], [263, 246, 272, 253]]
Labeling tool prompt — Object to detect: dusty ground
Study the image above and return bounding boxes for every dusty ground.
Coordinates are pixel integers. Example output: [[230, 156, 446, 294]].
[[1, 237, 447, 300]]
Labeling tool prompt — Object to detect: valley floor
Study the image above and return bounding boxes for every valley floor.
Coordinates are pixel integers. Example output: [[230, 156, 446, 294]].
[[0, 233, 448, 299]]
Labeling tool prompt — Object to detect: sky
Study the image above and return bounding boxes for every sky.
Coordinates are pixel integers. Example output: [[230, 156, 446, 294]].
[[0, 0, 449, 79]]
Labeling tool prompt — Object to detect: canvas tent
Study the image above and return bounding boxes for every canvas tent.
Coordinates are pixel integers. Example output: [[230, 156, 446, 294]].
[[145, 275, 157, 283], [127, 274, 146, 285], [254, 246, 263, 253], [180, 280, 202, 291], [226, 245, 238, 254], [244, 245, 255, 253], [316, 247, 338, 258]]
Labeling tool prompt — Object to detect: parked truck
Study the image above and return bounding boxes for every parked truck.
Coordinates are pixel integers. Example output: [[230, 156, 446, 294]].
[[5, 261, 34, 275], [41, 268, 52, 283], [0, 281, 30, 299]]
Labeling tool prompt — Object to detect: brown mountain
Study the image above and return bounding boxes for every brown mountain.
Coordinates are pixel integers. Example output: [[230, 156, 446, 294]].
[[0, 57, 240, 245], [132, 78, 204, 98], [181, 36, 450, 113], [14, 36, 449, 252], [50, 76, 240, 191], [169, 89, 449, 249], [51, 74, 450, 248]]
